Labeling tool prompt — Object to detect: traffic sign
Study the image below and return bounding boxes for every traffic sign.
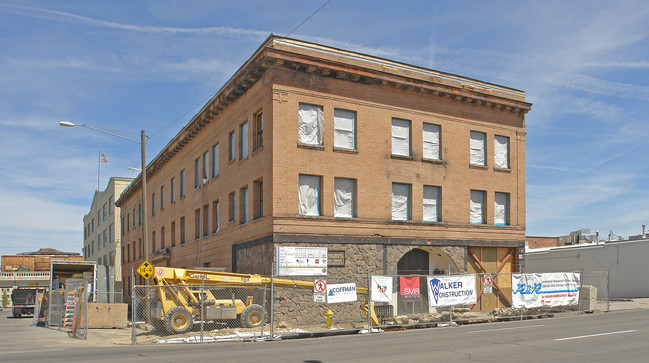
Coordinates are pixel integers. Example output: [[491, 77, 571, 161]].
[[314, 279, 327, 293], [483, 274, 493, 294], [137, 260, 153, 280]]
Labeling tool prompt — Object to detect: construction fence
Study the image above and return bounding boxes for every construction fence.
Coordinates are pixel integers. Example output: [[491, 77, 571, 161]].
[[38, 288, 89, 340], [129, 270, 609, 344]]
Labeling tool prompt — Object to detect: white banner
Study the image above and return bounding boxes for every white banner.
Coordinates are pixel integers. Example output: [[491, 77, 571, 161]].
[[427, 275, 477, 307], [371, 275, 393, 303], [512, 273, 580, 308], [327, 283, 357, 303], [276, 246, 327, 276]]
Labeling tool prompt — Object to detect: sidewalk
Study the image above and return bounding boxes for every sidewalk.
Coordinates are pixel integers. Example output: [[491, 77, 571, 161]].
[[608, 297, 649, 311]]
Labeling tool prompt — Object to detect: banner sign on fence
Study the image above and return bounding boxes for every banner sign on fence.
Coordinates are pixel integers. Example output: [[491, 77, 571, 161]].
[[371, 275, 393, 303], [400, 276, 420, 302], [326, 283, 357, 303], [512, 272, 580, 308], [427, 275, 477, 307], [276, 246, 327, 276]]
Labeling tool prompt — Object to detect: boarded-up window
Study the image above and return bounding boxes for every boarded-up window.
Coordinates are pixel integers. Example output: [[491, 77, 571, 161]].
[[299, 175, 320, 216], [299, 104, 324, 145], [422, 123, 441, 160], [494, 192, 508, 225], [334, 178, 355, 218], [391, 118, 411, 156], [392, 183, 410, 220], [470, 190, 485, 224], [334, 109, 356, 149], [470, 131, 486, 166], [423, 186, 440, 222], [494, 135, 509, 169]]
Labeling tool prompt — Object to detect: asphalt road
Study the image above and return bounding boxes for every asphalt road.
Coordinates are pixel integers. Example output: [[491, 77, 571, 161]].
[[1, 309, 647, 362]]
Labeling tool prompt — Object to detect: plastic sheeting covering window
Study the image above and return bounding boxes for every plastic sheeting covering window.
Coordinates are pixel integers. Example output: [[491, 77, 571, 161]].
[[299, 104, 324, 145], [334, 178, 354, 218], [494, 192, 508, 225], [470, 190, 484, 224], [422, 123, 441, 160], [298, 175, 320, 216], [423, 186, 439, 222], [391, 118, 411, 156], [240, 122, 249, 159], [334, 109, 356, 149], [392, 183, 410, 220], [494, 135, 509, 169], [470, 131, 486, 166]]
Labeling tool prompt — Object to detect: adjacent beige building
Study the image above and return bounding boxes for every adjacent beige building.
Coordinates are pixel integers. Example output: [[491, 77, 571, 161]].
[[117, 36, 531, 310]]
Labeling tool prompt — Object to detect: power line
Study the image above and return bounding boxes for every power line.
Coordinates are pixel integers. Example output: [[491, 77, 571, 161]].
[[286, 0, 332, 38]]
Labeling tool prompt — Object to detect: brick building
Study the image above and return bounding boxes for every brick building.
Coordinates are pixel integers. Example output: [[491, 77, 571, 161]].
[[117, 35, 531, 310]]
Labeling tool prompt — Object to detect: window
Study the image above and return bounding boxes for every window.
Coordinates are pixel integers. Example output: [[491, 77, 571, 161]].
[[97, 211, 101, 226], [228, 192, 236, 222], [494, 192, 509, 225], [151, 231, 156, 252], [127, 214, 130, 232], [151, 193, 156, 216], [334, 109, 356, 149], [228, 131, 235, 161], [121, 217, 124, 236], [170, 177, 176, 204], [180, 217, 186, 244], [138, 204, 142, 225], [470, 190, 485, 224], [103, 203, 107, 220], [254, 112, 263, 151], [171, 221, 176, 247], [212, 144, 219, 178], [423, 186, 440, 222], [203, 204, 209, 236], [195, 209, 201, 240], [132, 208, 136, 228], [102, 230, 107, 248], [240, 186, 248, 224], [254, 180, 263, 219], [202, 151, 209, 180], [160, 186, 165, 210], [298, 104, 324, 145], [180, 170, 185, 197], [91, 219, 94, 232], [109, 224, 114, 242], [391, 183, 410, 220], [334, 178, 355, 218], [422, 123, 441, 160], [494, 135, 509, 169], [212, 200, 220, 233], [470, 131, 486, 166], [391, 118, 411, 156], [195, 157, 201, 188], [139, 238, 142, 258], [298, 175, 321, 216], [240, 122, 249, 159], [160, 227, 165, 249], [109, 195, 114, 215]]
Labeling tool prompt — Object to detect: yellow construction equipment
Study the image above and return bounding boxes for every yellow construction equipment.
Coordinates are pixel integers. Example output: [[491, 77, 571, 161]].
[[149, 266, 378, 334]]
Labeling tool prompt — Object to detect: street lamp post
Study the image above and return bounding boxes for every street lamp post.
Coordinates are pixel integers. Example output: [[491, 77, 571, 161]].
[[59, 121, 150, 265]]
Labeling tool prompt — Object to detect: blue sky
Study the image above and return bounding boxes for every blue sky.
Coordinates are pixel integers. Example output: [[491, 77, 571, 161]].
[[1, 0, 648, 257]]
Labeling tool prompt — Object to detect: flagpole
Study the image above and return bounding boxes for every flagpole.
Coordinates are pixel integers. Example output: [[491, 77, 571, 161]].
[[98, 148, 101, 191]]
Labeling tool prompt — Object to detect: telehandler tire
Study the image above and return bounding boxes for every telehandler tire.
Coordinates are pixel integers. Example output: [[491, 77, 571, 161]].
[[165, 306, 193, 334], [240, 304, 267, 328]]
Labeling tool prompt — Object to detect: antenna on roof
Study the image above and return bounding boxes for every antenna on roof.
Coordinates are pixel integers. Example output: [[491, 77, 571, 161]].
[[286, 0, 332, 37]]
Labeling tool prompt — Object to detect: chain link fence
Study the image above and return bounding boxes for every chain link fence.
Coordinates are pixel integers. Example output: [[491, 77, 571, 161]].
[[128, 270, 610, 344], [41, 288, 89, 339]]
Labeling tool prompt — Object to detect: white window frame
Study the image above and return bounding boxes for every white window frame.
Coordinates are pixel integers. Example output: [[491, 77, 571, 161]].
[[470, 131, 486, 166], [333, 109, 356, 150], [422, 123, 441, 160], [298, 103, 324, 145], [298, 175, 321, 216], [334, 178, 355, 218], [391, 118, 411, 157], [494, 135, 510, 169]]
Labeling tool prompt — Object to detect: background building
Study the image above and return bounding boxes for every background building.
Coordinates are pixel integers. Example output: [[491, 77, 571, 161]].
[[83, 176, 132, 301], [117, 36, 531, 312]]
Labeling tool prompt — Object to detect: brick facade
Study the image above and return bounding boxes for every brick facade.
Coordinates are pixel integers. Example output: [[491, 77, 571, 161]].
[[117, 36, 531, 300]]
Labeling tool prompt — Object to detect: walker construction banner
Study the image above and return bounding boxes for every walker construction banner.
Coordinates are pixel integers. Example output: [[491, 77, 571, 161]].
[[512, 272, 580, 308], [371, 275, 393, 303], [427, 275, 477, 307]]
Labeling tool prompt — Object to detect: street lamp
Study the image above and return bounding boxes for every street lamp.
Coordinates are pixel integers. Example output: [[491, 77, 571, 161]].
[[59, 121, 150, 266]]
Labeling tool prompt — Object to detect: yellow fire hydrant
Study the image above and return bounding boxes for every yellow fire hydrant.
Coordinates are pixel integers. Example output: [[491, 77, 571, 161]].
[[325, 309, 334, 328]]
